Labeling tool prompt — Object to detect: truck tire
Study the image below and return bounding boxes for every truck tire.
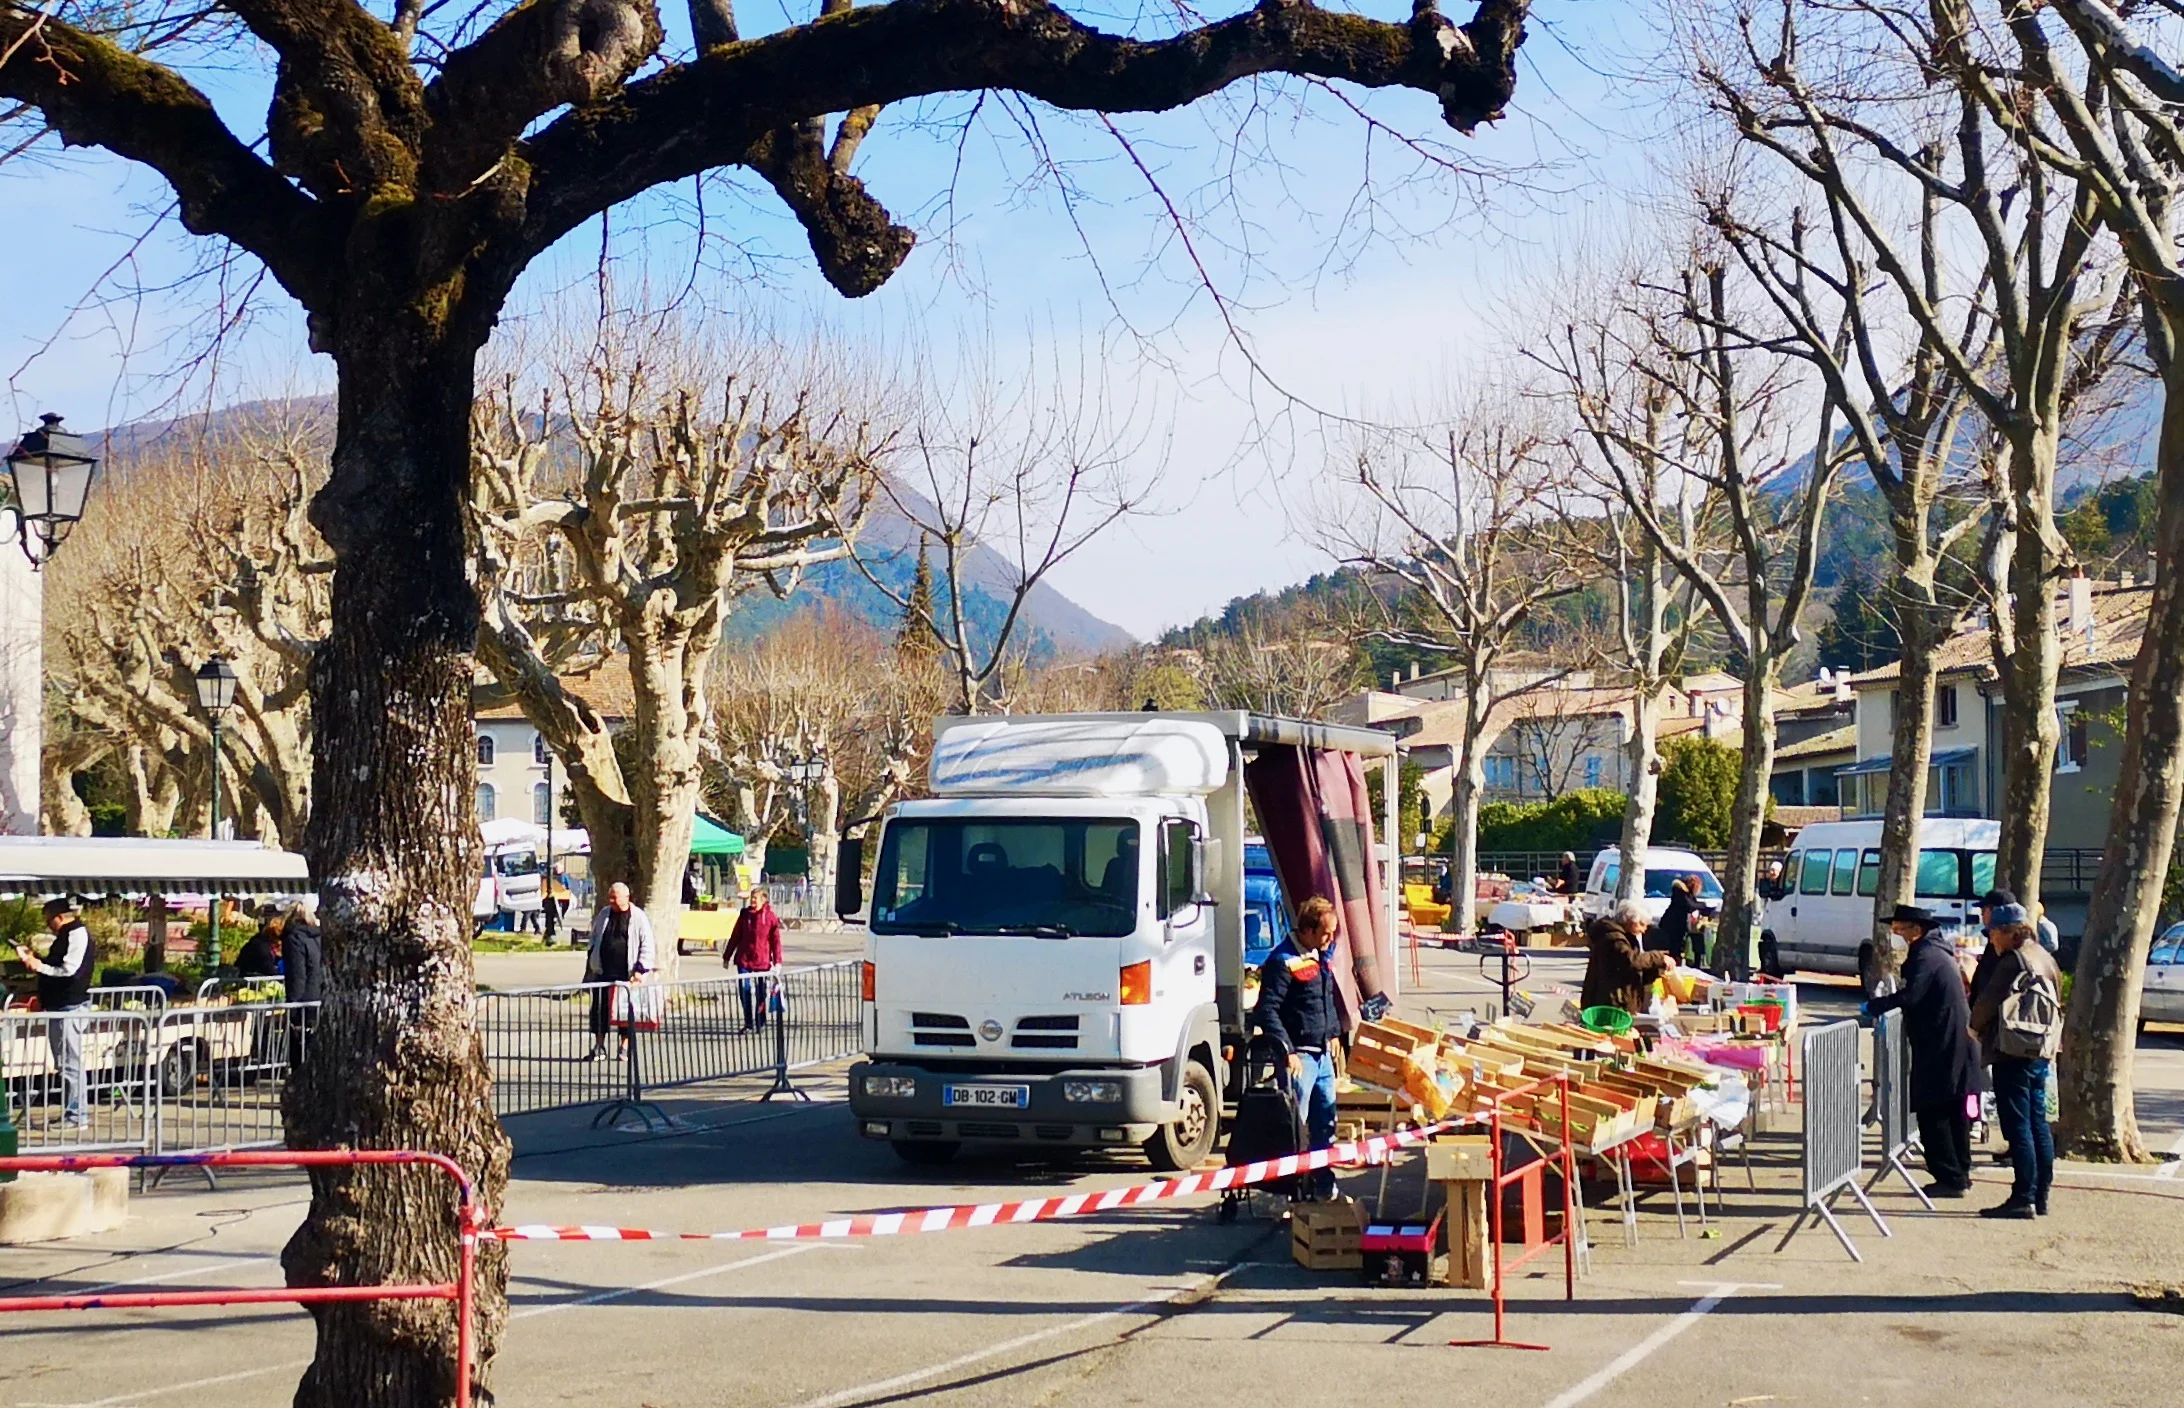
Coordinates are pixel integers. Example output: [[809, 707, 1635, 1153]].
[[1760, 931, 1786, 977], [891, 1139, 960, 1167], [1142, 1058, 1219, 1172], [158, 1041, 200, 1097]]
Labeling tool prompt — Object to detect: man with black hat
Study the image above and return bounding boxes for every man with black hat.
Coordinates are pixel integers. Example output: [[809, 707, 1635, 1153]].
[[12, 898, 95, 1128], [1865, 904, 1982, 1196]]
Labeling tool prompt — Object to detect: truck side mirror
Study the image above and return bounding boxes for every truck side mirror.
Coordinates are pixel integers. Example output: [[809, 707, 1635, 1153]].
[[835, 837, 865, 919], [1189, 833, 1216, 907]]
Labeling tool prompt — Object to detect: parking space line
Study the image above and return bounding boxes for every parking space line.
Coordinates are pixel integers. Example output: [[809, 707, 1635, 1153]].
[[1536, 1282, 1777, 1408], [783, 1265, 1246, 1408]]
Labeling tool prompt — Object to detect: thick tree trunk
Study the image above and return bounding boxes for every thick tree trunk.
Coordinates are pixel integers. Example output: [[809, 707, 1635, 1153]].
[[625, 672, 701, 968], [810, 768, 842, 907], [1721, 665, 1779, 970], [284, 334, 510, 1408], [1616, 688, 1663, 904], [1994, 434, 2065, 902], [2059, 357, 2184, 1164], [1447, 749, 1484, 937], [1872, 601, 1940, 980]]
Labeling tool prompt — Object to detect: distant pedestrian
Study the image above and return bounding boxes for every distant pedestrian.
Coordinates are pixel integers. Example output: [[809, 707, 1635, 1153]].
[[1581, 900, 1676, 1016], [14, 899, 93, 1128], [1651, 879, 1695, 963], [726, 887, 784, 1032], [280, 902, 324, 1005], [585, 882, 657, 1060], [235, 910, 285, 978], [1553, 852, 1581, 896], [2030, 901, 2060, 955], [1969, 914, 2061, 1218], [1865, 904, 1983, 1198], [1253, 895, 1346, 1200]]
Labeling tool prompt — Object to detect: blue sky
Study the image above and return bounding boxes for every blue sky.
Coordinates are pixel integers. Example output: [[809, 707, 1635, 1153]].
[[2, 1, 1663, 638]]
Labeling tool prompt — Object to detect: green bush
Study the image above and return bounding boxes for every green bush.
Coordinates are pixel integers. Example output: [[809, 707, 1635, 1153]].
[[1656, 736, 1742, 849], [1439, 789, 1628, 855]]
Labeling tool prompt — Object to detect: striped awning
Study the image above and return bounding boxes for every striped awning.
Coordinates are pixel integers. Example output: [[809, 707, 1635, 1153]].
[[0, 836, 311, 896]]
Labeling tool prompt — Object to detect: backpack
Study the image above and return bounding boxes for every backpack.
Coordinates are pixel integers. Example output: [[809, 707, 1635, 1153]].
[[1996, 965, 2063, 1060]]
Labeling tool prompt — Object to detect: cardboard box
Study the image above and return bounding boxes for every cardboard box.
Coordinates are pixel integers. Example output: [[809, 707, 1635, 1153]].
[[1426, 1135, 1493, 1182]]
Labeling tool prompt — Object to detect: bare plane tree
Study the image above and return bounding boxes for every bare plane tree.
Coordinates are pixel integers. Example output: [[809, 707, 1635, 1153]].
[[1323, 399, 1580, 935], [470, 324, 887, 959]]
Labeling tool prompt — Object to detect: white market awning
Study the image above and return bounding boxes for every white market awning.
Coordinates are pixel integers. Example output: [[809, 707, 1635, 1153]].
[[0, 836, 311, 896]]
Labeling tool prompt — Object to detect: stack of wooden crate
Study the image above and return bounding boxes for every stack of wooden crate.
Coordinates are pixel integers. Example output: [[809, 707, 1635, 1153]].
[[1292, 1198, 1365, 1270]]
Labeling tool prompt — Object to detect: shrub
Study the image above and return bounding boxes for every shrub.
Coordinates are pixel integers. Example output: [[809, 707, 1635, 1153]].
[[1656, 736, 1741, 850], [1440, 789, 1629, 856]]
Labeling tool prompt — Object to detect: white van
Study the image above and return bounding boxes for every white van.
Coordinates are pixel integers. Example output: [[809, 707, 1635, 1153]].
[[1762, 818, 1998, 994], [1579, 847, 1724, 924]]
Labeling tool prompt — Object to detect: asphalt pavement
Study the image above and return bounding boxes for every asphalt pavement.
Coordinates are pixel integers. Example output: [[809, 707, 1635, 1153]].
[[3, 944, 2181, 1407]]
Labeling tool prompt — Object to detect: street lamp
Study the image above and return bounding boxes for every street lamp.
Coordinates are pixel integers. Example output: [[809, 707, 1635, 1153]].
[[195, 659, 239, 970], [5, 414, 99, 567]]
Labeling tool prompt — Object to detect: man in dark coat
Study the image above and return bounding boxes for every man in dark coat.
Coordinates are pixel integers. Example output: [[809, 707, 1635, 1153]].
[[280, 904, 324, 1005], [1253, 895, 1346, 1199], [1581, 902, 1676, 1015], [1866, 904, 1982, 1197]]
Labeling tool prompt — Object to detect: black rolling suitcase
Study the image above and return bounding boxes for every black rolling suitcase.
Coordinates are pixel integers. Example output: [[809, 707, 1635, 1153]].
[[1218, 1050, 1307, 1220]]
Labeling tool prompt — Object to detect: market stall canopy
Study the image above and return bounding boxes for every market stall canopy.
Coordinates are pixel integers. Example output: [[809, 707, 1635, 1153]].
[[0, 837, 311, 896], [690, 813, 745, 856]]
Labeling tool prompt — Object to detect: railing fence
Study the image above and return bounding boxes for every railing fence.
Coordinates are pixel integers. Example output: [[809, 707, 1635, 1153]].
[[1776, 1019, 1889, 1262], [1864, 1010, 1929, 1206]]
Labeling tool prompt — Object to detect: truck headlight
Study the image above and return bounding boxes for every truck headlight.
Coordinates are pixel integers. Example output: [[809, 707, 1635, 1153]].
[[864, 1074, 916, 1099], [1063, 1079, 1123, 1104]]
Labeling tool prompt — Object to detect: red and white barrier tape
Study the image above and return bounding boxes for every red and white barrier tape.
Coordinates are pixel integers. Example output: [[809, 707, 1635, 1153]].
[[489, 1114, 1473, 1243]]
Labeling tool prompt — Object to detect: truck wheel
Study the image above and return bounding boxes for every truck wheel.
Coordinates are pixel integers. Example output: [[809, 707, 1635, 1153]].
[[158, 1042, 200, 1097], [1143, 1059, 1219, 1172], [891, 1139, 960, 1167], [1760, 931, 1786, 977]]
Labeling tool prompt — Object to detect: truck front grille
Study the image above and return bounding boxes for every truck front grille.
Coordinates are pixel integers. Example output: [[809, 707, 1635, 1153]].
[[910, 1012, 975, 1047], [912, 1032, 976, 1048], [958, 1122, 1021, 1139], [1012, 1014, 1079, 1050]]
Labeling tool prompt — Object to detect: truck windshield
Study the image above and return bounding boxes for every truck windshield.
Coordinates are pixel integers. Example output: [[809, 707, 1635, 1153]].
[[494, 849, 540, 878], [871, 818, 1139, 938]]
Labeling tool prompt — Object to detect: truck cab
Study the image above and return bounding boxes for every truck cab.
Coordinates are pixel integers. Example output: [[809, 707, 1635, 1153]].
[[843, 712, 1400, 1171]]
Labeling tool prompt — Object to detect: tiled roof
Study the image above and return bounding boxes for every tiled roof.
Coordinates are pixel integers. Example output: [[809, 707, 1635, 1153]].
[[1845, 583, 2150, 687], [473, 664, 635, 722], [1774, 723, 1857, 762]]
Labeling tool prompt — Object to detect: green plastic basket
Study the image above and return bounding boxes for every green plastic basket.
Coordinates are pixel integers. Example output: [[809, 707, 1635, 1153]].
[[1580, 1005, 1634, 1035]]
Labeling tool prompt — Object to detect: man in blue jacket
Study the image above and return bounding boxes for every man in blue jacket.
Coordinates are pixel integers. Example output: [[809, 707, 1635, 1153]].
[[1253, 895, 1344, 1199]]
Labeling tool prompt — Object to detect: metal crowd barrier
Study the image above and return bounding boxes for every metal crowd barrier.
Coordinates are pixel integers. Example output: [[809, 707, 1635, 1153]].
[[1864, 1010, 1929, 1207], [3, 959, 864, 1158], [1776, 1019, 1889, 1261]]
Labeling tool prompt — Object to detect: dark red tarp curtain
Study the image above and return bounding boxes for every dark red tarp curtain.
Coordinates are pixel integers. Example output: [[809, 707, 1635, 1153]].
[[1242, 744, 1392, 1032]]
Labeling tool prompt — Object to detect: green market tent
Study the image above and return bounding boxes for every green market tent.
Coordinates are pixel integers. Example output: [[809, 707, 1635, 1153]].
[[690, 813, 746, 857]]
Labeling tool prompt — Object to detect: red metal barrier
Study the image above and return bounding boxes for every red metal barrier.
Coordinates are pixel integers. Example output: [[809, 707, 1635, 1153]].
[[1448, 1072, 1580, 1353], [0, 1149, 480, 1408]]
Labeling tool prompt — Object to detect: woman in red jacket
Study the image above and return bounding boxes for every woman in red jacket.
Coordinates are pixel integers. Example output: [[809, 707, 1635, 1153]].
[[725, 888, 784, 1032]]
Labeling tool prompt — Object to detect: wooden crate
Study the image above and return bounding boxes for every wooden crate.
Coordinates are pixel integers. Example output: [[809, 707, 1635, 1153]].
[[1435, 1177, 1492, 1289], [1292, 1201, 1365, 1271]]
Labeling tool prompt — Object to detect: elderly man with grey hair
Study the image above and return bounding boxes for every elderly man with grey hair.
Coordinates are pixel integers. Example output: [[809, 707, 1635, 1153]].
[[584, 881, 657, 1060], [1580, 898, 1677, 1017]]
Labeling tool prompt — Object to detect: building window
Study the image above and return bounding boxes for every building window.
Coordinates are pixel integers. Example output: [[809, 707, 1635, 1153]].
[[533, 733, 551, 766], [1937, 685, 1958, 728], [1583, 754, 1603, 790], [532, 782, 552, 826], [476, 734, 495, 766], [2056, 704, 2088, 773], [1930, 759, 1975, 815], [1770, 771, 1806, 807], [476, 783, 497, 821], [1482, 756, 1518, 790], [1809, 767, 1840, 807]]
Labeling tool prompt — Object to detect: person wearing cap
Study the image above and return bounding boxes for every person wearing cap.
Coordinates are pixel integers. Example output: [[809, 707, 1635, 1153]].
[[12, 898, 95, 1128], [1864, 903, 1982, 1196], [1969, 911, 2061, 1218]]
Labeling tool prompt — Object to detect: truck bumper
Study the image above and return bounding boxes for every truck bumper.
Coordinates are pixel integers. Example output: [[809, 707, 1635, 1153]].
[[848, 1060, 1171, 1148]]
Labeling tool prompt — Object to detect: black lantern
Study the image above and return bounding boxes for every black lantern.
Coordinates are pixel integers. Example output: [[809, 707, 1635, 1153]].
[[5, 414, 99, 567], [194, 658, 240, 717]]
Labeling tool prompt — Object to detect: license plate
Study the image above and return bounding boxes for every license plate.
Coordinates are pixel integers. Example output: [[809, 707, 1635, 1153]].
[[943, 1084, 1030, 1109]]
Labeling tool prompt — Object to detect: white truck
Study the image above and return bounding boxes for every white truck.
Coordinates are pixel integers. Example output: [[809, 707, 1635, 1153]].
[[837, 711, 1401, 1170]]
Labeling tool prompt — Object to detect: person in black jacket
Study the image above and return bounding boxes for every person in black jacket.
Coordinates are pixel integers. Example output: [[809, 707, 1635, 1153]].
[[280, 904, 324, 1005], [1865, 904, 1982, 1197], [1652, 880, 1695, 962], [1253, 895, 1344, 1199], [14, 898, 94, 1127], [235, 909, 285, 978]]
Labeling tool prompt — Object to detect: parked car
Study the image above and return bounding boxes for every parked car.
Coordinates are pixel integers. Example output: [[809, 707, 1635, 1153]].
[[2145, 923, 2184, 1032], [1578, 847, 1724, 925], [1762, 817, 1998, 996]]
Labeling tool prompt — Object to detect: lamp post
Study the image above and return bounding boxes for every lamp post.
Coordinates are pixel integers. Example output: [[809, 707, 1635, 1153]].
[[5, 414, 99, 568], [195, 659, 239, 969]]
